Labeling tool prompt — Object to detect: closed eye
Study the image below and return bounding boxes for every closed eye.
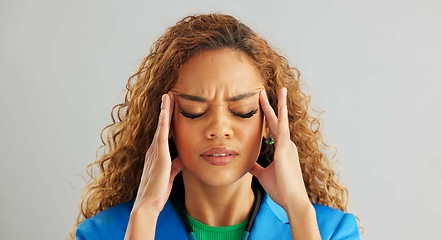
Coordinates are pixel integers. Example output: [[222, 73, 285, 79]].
[[179, 109, 205, 119], [180, 109, 258, 119], [232, 109, 258, 119]]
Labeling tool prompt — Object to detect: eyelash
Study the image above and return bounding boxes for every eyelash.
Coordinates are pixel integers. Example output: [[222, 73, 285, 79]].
[[234, 109, 258, 118], [179, 110, 205, 119], [179, 109, 258, 119]]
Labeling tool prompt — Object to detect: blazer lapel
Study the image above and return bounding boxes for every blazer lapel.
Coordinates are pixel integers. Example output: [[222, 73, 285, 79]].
[[155, 194, 292, 240], [155, 200, 188, 239], [249, 194, 292, 240]]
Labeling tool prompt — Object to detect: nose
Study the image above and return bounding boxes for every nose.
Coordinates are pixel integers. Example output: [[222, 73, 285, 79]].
[[205, 107, 234, 140]]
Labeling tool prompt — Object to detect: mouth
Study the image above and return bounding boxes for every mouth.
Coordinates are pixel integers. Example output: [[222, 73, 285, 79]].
[[210, 153, 231, 157], [200, 147, 238, 166]]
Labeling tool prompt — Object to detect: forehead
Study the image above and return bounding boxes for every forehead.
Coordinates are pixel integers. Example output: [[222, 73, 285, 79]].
[[173, 48, 263, 96]]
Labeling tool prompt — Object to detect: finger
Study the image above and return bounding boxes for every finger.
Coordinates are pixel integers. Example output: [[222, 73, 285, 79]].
[[154, 95, 172, 167], [144, 99, 164, 166], [259, 90, 279, 139], [157, 94, 170, 143], [142, 95, 172, 178], [150, 94, 167, 146], [249, 162, 265, 179], [167, 91, 174, 120], [277, 87, 290, 140], [167, 91, 175, 139]]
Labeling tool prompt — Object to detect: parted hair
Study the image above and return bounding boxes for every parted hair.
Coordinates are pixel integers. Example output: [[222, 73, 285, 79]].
[[70, 13, 349, 239]]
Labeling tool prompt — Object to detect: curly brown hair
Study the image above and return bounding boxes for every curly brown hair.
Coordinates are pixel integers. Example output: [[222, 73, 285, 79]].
[[70, 13, 349, 239]]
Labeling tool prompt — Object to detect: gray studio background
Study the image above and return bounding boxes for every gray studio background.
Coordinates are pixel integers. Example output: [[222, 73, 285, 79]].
[[1, 0, 441, 239]]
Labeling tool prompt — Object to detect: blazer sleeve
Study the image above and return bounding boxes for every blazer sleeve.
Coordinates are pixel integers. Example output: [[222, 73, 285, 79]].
[[76, 219, 102, 240], [330, 213, 360, 240]]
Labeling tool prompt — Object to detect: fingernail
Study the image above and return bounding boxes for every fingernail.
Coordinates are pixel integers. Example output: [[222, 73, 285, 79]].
[[167, 91, 174, 103], [261, 89, 267, 98], [281, 87, 287, 99]]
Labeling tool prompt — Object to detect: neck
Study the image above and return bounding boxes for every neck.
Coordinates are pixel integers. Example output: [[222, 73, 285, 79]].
[[182, 173, 255, 226]]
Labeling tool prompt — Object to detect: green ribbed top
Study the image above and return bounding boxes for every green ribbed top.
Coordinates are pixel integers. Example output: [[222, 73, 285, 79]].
[[187, 215, 247, 240]]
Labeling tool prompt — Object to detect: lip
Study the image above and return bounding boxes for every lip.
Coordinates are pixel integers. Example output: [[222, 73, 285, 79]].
[[200, 147, 238, 166]]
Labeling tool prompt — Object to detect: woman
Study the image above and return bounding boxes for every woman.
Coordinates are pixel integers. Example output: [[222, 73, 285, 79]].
[[73, 13, 359, 240]]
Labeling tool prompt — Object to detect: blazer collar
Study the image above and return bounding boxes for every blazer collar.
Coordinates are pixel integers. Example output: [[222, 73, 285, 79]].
[[261, 194, 289, 223], [155, 193, 289, 239]]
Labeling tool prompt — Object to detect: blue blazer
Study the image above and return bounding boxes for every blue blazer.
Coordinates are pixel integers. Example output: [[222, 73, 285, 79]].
[[76, 194, 359, 239]]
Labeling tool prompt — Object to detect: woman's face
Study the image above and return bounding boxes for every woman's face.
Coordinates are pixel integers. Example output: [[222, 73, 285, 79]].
[[171, 48, 266, 187]]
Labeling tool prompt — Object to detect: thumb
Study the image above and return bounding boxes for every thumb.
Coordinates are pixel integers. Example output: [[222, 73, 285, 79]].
[[170, 157, 183, 183], [249, 162, 264, 179]]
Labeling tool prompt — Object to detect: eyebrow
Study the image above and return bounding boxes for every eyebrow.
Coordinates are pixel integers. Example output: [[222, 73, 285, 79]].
[[176, 91, 258, 102]]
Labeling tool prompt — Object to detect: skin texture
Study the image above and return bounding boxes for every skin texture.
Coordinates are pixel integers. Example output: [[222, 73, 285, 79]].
[[171, 49, 266, 226], [124, 49, 320, 240]]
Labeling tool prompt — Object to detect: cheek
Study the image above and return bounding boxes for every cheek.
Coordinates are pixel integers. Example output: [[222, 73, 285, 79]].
[[248, 111, 264, 135], [172, 117, 186, 142], [239, 116, 264, 150], [172, 115, 200, 156]]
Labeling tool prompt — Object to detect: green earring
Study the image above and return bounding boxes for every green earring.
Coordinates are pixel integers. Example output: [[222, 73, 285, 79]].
[[265, 135, 274, 145]]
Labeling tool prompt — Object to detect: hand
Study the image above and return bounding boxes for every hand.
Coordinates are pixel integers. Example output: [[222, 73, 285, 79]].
[[132, 92, 183, 216], [125, 92, 183, 239], [249, 88, 310, 211], [249, 87, 320, 239]]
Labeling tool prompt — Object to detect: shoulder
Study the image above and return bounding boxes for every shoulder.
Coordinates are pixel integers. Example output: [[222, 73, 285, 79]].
[[314, 204, 360, 239], [76, 200, 134, 240], [252, 194, 359, 240], [75, 200, 187, 240]]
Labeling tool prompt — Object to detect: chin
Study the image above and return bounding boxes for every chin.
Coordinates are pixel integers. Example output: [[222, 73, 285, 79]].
[[183, 168, 250, 188]]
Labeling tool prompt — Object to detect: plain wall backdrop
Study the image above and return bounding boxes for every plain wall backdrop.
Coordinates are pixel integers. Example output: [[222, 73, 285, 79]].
[[1, 0, 441, 239]]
